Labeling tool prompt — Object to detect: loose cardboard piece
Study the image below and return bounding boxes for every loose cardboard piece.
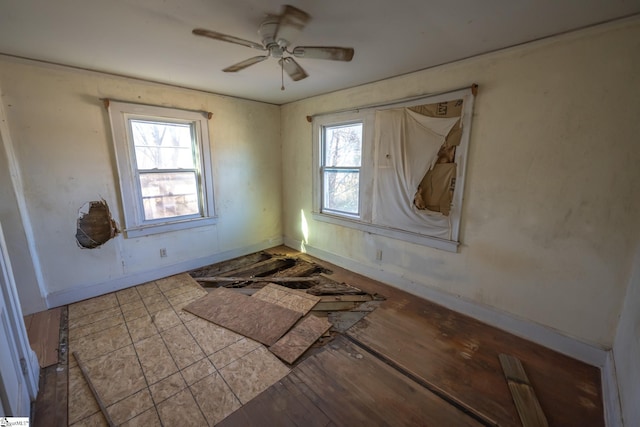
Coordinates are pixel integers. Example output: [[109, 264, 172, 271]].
[[269, 315, 332, 364], [183, 287, 302, 346]]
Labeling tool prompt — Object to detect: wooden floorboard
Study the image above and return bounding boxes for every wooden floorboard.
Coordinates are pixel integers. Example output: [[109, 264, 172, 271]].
[[220, 335, 484, 427], [25, 307, 62, 368], [346, 299, 603, 426], [266, 247, 605, 427], [32, 307, 67, 427]]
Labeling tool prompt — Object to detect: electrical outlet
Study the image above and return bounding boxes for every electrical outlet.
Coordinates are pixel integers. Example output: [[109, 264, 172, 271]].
[[160, 248, 167, 258], [376, 249, 382, 261]]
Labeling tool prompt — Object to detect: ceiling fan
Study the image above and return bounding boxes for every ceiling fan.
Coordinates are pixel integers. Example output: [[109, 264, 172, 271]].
[[192, 5, 354, 87]]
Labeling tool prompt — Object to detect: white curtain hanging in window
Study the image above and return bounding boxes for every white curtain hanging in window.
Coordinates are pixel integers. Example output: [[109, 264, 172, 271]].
[[372, 108, 459, 239]]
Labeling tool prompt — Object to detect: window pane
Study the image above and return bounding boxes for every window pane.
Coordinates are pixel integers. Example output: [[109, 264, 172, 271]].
[[324, 124, 362, 167], [131, 120, 195, 170], [139, 172, 200, 220], [323, 170, 359, 214]]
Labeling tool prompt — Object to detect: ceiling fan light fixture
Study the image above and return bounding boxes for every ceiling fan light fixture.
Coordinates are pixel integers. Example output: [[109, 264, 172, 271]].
[[192, 4, 355, 85]]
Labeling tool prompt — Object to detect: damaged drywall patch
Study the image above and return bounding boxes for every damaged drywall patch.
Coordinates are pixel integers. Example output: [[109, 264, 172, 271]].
[[76, 199, 119, 248]]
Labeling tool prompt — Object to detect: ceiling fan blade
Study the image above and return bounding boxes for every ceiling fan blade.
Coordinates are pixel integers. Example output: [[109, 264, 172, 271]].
[[274, 5, 311, 48], [193, 28, 266, 51], [279, 57, 308, 81], [292, 46, 354, 61], [223, 56, 268, 72]]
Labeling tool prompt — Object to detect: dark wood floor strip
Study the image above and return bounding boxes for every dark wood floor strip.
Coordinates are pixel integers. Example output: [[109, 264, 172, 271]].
[[25, 307, 62, 368], [221, 335, 484, 426], [346, 301, 604, 427], [343, 333, 498, 426], [32, 307, 67, 427]]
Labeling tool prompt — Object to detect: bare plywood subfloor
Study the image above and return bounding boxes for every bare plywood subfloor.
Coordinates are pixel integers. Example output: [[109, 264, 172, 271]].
[[184, 287, 302, 346], [63, 274, 291, 426]]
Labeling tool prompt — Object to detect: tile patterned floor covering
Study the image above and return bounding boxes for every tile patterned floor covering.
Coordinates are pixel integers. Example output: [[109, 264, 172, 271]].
[[252, 283, 321, 315], [67, 273, 290, 426]]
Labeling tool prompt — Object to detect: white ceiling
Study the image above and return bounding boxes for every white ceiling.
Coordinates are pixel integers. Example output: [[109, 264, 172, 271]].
[[1, 1, 639, 105]]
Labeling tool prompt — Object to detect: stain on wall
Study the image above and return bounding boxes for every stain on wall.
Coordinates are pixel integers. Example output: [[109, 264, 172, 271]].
[[75, 200, 119, 249]]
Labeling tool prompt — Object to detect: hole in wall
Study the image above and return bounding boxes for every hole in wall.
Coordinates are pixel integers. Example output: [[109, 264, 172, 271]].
[[76, 199, 119, 249]]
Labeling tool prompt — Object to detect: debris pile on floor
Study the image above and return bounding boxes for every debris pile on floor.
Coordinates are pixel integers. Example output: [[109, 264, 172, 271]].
[[187, 251, 385, 363]]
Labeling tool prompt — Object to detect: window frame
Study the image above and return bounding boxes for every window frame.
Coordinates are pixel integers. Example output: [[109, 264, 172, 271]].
[[313, 111, 376, 222], [311, 88, 474, 252], [108, 101, 216, 237], [320, 120, 364, 218]]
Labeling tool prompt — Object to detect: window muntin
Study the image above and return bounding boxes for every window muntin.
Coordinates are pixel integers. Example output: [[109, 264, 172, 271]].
[[108, 101, 216, 237], [321, 123, 362, 216], [128, 119, 202, 221], [138, 171, 199, 220]]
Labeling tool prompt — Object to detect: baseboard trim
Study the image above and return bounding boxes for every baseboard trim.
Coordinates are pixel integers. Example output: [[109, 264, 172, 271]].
[[602, 351, 624, 426], [46, 237, 283, 308]]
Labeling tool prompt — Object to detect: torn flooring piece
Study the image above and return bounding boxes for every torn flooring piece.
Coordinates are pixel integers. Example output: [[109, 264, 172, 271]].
[[269, 315, 332, 364], [183, 287, 302, 346]]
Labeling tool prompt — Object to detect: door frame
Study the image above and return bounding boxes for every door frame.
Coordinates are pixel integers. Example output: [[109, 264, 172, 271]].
[[0, 221, 39, 413]]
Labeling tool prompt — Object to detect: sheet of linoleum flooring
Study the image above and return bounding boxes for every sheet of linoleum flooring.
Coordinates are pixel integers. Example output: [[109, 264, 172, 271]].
[[67, 274, 290, 426]]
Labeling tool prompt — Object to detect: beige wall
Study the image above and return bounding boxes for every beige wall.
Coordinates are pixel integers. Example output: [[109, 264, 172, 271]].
[[281, 19, 640, 347], [0, 57, 282, 308]]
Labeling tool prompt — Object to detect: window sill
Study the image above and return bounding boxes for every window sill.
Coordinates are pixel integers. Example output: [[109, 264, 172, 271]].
[[311, 212, 459, 253], [123, 216, 217, 238]]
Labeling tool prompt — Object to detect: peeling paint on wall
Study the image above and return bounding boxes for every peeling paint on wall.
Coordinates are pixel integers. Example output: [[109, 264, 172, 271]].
[[75, 200, 119, 249]]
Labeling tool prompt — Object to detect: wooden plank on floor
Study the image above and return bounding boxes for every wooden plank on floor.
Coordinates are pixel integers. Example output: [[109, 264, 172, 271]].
[[33, 365, 58, 426], [217, 375, 332, 427], [73, 351, 116, 427], [26, 307, 62, 368], [190, 252, 272, 278], [499, 354, 549, 427], [307, 275, 366, 295], [271, 259, 322, 278], [183, 287, 302, 346], [269, 315, 331, 364], [34, 307, 68, 427], [218, 257, 296, 279], [347, 305, 512, 425], [220, 335, 483, 426]]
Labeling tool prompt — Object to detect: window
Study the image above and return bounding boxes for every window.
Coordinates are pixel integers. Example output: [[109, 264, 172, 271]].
[[108, 101, 216, 237], [321, 122, 363, 217], [312, 87, 475, 252]]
